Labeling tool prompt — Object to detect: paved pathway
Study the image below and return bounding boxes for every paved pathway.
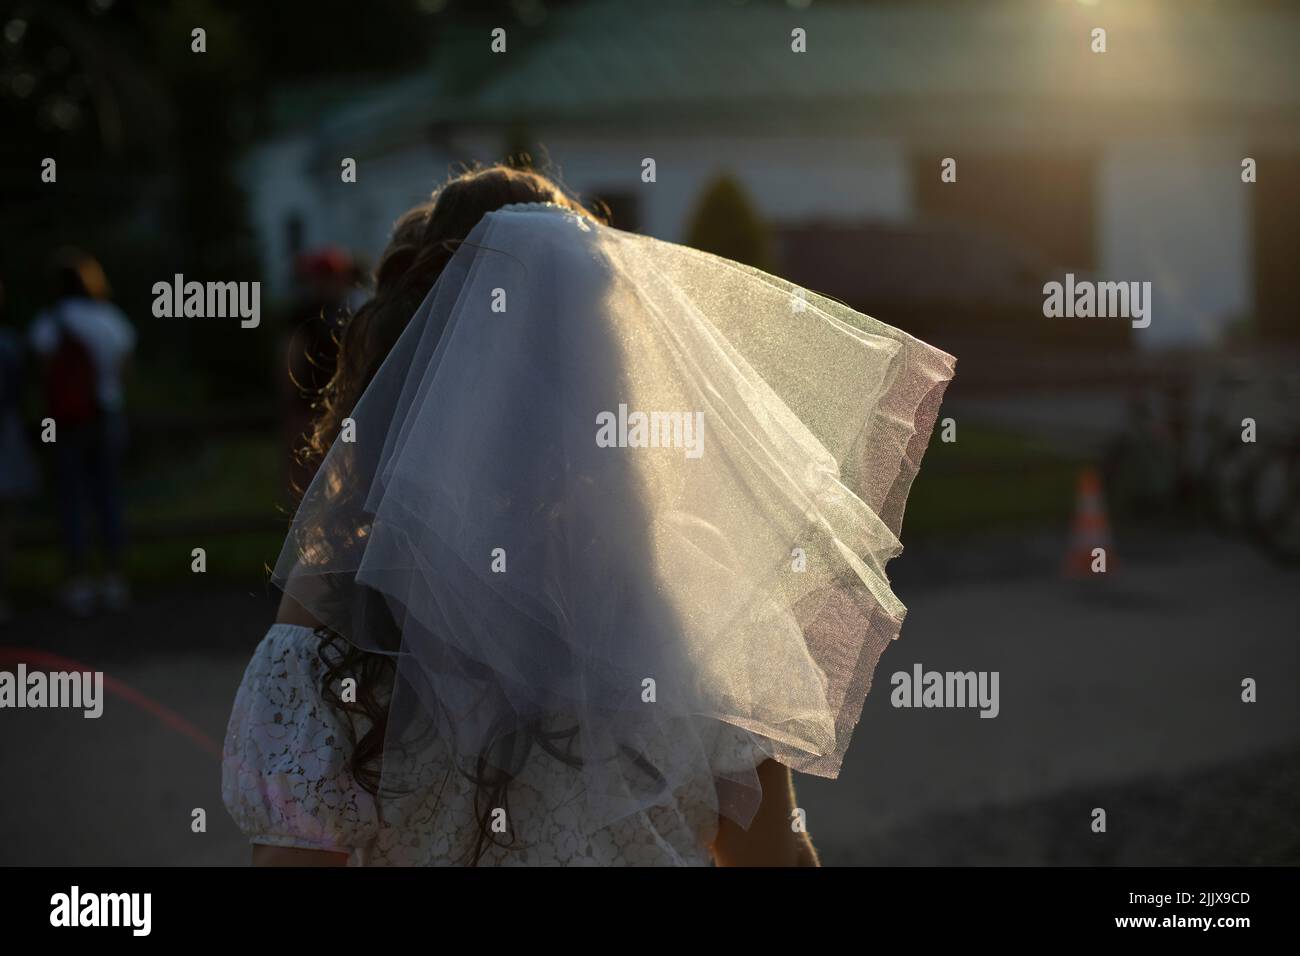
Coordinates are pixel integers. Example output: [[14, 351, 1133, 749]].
[[1, 531, 1295, 865]]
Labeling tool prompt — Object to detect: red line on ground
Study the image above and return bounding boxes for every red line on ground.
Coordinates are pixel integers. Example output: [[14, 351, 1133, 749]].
[[0, 646, 223, 758]]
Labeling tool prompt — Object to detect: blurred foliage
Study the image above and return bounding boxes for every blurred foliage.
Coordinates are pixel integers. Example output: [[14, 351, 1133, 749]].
[[903, 423, 1086, 536], [9, 531, 285, 598], [5, 423, 1093, 596], [17, 433, 284, 540], [684, 174, 775, 273], [12, 431, 285, 596], [0, 0, 584, 406]]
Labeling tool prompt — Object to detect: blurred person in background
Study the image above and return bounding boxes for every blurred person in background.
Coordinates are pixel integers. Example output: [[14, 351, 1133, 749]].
[[28, 250, 136, 616], [0, 279, 41, 624]]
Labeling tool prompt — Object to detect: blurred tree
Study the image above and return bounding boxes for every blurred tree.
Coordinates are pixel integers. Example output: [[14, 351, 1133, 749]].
[[0, 0, 581, 404], [684, 174, 775, 273]]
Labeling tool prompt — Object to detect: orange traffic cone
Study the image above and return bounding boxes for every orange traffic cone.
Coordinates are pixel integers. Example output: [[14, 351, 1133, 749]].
[[1064, 467, 1115, 577]]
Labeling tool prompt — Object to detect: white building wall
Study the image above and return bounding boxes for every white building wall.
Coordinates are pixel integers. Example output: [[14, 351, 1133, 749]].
[[246, 127, 913, 299], [239, 137, 317, 299], [252, 120, 1259, 357], [1099, 138, 1252, 349], [449, 129, 912, 240], [242, 135, 455, 300], [324, 147, 459, 268]]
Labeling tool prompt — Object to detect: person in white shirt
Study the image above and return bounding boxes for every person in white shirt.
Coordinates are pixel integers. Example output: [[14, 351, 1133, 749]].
[[28, 250, 135, 616]]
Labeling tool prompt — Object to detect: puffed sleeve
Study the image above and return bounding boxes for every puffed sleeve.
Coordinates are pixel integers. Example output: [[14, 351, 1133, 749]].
[[221, 625, 379, 856]]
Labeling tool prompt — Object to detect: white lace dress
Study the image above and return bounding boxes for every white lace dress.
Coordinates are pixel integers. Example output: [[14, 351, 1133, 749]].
[[221, 624, 764, 866]]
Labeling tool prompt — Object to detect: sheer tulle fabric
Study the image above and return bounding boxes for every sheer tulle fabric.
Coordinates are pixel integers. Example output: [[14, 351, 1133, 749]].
[[273, 203, 955, 841]]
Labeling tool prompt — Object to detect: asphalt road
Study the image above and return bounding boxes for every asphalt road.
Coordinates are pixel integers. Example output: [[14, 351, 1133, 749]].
[[1, 528, 1296, 865]]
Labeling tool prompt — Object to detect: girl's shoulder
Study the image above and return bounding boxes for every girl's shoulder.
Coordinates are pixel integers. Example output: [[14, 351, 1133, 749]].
[[226, 622, 344, 737], [256, 619, 324, 650], [221, 624, 378, 856], [239, 622, 334, 686]]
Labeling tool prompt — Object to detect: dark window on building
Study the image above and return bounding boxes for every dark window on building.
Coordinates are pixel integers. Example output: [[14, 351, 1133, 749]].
[[913, 152, 1097, 271], [1252, 152, 1300, 341]]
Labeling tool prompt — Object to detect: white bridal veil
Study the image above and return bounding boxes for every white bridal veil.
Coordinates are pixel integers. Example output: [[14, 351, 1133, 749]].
[[273, 202, 955, 841]]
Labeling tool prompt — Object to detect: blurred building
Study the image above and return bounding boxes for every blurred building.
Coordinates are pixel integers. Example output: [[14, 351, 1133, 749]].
[[241, 0, 1300, 351]]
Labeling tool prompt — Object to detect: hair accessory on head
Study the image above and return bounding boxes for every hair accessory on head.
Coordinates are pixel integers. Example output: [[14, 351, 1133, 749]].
[[498, 201, 573, 213]]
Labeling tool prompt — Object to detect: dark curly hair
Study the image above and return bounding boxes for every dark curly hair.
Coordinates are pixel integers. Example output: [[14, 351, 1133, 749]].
[[293, 164, 603, 865]]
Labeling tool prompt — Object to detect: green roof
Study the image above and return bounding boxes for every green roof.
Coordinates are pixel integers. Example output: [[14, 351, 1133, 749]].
[[286, 0, 1300, 147], [471, 0, 1300, 122]]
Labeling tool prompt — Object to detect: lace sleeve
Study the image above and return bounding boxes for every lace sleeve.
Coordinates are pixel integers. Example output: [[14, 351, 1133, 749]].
[[221, 625, 379, 855]]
